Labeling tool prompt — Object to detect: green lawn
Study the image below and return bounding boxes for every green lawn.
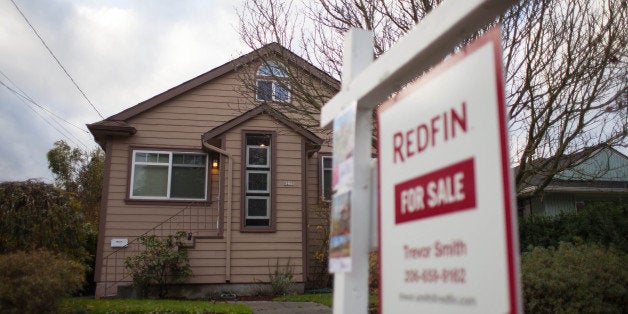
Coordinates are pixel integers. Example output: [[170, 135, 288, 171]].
[[60, 298, 252, 314], [273, 292, 379, 311], [274, 293, 333, 306]]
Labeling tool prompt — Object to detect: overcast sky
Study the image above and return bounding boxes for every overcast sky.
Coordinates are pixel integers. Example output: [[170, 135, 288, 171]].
[[0, 0, 249, 182]]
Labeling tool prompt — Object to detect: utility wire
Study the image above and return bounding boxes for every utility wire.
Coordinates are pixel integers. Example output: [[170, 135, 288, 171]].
[[9, 0, 105, 119], [0, 71, 90, 149], [0, 69, 90, 134], [1, 79, 88, 150], [0, 80, 90, 149]]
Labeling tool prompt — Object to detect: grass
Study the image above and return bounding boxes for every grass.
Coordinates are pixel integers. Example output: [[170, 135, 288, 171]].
[[274, 293, 333, 306], [59, 298, 252, 314], [273, 292, 379, 311]]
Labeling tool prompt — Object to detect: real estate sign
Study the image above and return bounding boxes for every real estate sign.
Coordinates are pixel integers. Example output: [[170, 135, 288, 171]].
[[376, 28, 521, 313]]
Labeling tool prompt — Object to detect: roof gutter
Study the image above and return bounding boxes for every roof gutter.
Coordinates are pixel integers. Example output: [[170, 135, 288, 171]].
[[202, 141, 234, 282]]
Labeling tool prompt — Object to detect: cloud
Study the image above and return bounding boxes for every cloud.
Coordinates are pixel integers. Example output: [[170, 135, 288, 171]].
[[0, 0, 247, 182]]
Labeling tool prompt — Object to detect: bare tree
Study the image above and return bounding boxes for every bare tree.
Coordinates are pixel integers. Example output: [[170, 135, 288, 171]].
[[233, 0, 334, 141], [502, 0, 627, 195], [236, 0, 627, 195]]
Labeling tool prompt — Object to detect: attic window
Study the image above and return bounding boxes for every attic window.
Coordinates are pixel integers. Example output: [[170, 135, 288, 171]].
[[256, 61, 290, 103], [257, 61, 288, 77]]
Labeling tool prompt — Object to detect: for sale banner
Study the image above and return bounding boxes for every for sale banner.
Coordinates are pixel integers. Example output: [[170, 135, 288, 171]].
[[376, 27, 521, 313]]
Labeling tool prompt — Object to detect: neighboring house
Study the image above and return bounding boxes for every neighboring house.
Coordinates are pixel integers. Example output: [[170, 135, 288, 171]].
[[517, 145, 628, 217], [87, 43, 338, 298]]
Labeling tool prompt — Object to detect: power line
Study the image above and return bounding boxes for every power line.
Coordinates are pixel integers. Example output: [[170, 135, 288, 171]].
[[0, 80, 90, 148], [0, 69, 90, 134], [0, 78, 90, 150], [1, 80, 88, 149], [9, 0, 105, 119]]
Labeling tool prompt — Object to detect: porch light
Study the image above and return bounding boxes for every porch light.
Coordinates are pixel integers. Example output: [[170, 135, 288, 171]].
[[212, 159, 219, 168]]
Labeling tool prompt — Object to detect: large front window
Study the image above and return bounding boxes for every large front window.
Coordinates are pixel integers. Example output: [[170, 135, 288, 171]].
[[244, 134, 272, 228], [130, 150, 207, 200]]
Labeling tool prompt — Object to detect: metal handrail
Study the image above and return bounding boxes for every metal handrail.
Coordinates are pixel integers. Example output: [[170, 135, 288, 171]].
[[100, 201, 218, 297]]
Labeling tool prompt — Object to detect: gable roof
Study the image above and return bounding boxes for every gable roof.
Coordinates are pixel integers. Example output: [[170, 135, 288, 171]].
[[87, 43, 338, 149], [87, 43, 340, 148], [517, 144, 628, 196], [554, 145, 628, 181], [202, 103, 323, 145], [101, 43, 339, 122]]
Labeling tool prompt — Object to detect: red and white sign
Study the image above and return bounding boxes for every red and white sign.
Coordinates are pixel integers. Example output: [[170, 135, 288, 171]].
[[377, 28, 521, 313]]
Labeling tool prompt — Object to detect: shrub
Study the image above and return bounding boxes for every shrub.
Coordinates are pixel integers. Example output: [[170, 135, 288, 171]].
[[125, 231, 192, 298], [0, 180, 94, 261], [307, 200, 332, 288], [521, 242, 627, 313], [269, 258, 295, 295], [0, 181, 96, 295], [0, 250, 85, 313], [368, 251, 379, 290], [519, 202, 627, 252]]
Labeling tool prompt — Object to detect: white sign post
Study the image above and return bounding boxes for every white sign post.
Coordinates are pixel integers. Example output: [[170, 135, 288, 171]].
[[329, 30, 374, 314], [377, 28, 521, 313]]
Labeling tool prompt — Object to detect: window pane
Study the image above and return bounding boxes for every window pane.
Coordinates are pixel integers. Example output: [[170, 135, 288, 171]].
[[247, 197, 269, 218], [257, 64, 272, 76], [257, 81, 273, 101], [172, 154, 184, 164], [194, 155, 206, 165], [247, 134, 270, 146], [135, 152, 147, 162], [157, 154, 169, 163], [171, 165, 205, 199], [142, 153, 168, 163], [248, 147, 269, 167], [133, 164, 168, 197], [274, 82, 290, 102], [270, 63, 288, 77], [323, 156, 332, 168], [173, 154, 205, 166], [257, 61, 288, 77], [323, 169, 332, 201], [248, 172, 269, 192]]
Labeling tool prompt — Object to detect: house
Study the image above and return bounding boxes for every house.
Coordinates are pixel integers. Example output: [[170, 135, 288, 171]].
[[87, 43, 338, 298], [517, 145, 628, 217]]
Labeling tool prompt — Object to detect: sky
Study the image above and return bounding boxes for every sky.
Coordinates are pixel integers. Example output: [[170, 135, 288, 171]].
[[0, 0, 247, 182]]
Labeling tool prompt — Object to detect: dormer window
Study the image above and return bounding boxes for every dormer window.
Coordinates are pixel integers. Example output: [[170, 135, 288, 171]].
[[256, 61, 290, 103]]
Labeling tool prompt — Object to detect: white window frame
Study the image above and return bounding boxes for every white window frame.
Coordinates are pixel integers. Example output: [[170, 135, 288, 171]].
[[246, 145, 270, 168], [130, 150, 208, 200], [245, 196, 270, 219], [246, 170, 271, 193]]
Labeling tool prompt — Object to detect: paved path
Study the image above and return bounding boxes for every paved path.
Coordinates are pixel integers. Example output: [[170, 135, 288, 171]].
[[241, 301, 332, 314]]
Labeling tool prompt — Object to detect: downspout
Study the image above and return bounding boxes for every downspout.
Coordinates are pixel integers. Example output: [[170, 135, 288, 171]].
[[202, 142, 233, 282]]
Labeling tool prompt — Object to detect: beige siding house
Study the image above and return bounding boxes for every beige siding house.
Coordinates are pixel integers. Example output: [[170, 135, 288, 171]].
[[88, 43, 338, 298]]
